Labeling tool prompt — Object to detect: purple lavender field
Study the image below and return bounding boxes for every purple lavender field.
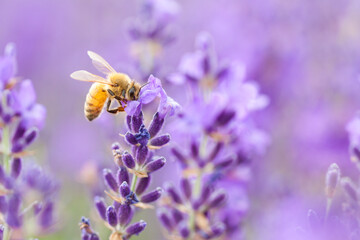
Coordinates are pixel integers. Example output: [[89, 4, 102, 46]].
[[1, 0, 360, 239]]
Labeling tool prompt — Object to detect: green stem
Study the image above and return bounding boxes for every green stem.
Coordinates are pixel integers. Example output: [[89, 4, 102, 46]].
[[2, 125, 11, 173], [187, 135, 208, 239], [3, 225, 11, 240], [193, 170, 203, 198], [325, 198, 332, 223], [1, 126, 11, 240], [130, 174, 138, 192]]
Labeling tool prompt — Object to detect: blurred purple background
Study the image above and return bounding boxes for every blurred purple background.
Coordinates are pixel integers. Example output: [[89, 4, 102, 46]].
[[2, 0, 360, 239]]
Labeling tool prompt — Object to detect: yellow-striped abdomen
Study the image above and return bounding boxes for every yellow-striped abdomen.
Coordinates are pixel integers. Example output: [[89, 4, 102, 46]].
[[84, 83, 108, 121]]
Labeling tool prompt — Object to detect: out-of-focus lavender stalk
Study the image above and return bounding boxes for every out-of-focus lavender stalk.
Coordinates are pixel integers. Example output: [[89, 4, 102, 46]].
[[80, 74, 179, 240], [0, 43, 59, 240], [157, 33, 269, 239], [127, 0, 179, 79], [301, 115, 360, 239]]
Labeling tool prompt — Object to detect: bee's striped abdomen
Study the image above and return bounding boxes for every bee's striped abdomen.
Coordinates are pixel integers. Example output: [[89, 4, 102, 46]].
[[84, 83, 108, 121]]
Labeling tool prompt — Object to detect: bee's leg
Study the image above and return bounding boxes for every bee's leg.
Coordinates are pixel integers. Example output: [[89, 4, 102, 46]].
[[116, 100, 125, 112], [106, 99, 120, 114]]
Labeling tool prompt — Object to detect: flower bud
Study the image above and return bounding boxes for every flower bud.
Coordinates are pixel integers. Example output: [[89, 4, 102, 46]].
[[144, 157, 166, 173], [111, 142, 121, 150], [0, 166, 5, 184], [24, 127, 38, 145], [11, 158, 21, 179], [0, 197, 7, 213], [118, 204, 132, 226], [6, 193, 22, 228], [214, 157, 233, 170], [180, 178, 192, 200], [157, 209, 173, 231], [171, 148, 187, 167], [11, 128, 38, 153], [122, 152, 135, 169], [199, 184, 212, 205], [211, 222, 225, 237], [325, 163, 340, 198], [90, 234, 99, 240], [209, 142, 223, 161], [131, 112, 144, 133], [106, 206, 117, 227], [0, 225, 4, 240], [165, 182, 182, 204], [125, 132, 138, 145], [149, 134, 170, 147], [140, 187, 162, 203], [120, 181, 131, 198], [135, 175, 151, 196], [191, 141, 199, 159], [12, 120, 26, 143], [126, 220, 147, 236], [117, 166, 129, 185], [341, 177, 358, 201], [215, 109, 236, 127], [103, 169, 118, 192], [179, 221, 190, 238], [126, 115, 132, 131], [136, 145, 148, 165], [148, 112, 164, 138], [207, 190, 227, 209], [94, 196, 107, 220], [308, 209, 321, 232], [33, 202, 42, 215], [171, 208, 184, 224], [39, 201, 53, 228]]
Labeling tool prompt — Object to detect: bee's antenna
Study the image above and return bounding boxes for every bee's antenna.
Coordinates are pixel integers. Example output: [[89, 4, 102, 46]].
[[140, 82, 150, 89]]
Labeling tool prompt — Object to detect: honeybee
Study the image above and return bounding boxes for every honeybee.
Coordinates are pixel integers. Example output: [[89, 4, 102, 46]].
[[71, 51, 143, 121]]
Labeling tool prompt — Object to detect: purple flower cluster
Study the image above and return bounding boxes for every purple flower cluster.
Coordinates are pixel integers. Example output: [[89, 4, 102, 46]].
[[156, 34, 268, 239], [127, 0, 179, 78], [81, 75, 179, 240], [0, 44, 46, 157], [0, 43, 58, 239]]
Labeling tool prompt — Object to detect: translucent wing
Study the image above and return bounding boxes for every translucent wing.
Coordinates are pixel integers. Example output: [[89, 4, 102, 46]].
[[70, 70, 112, 85], [87, 51, 116, 75]]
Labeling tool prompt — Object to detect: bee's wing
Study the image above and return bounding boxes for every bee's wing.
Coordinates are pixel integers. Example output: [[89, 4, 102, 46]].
[[87, 51, 116, 75], [70, 70, 113, 85]]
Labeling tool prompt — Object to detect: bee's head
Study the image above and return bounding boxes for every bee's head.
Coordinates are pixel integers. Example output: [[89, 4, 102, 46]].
[[127, 81, 141, 101]]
